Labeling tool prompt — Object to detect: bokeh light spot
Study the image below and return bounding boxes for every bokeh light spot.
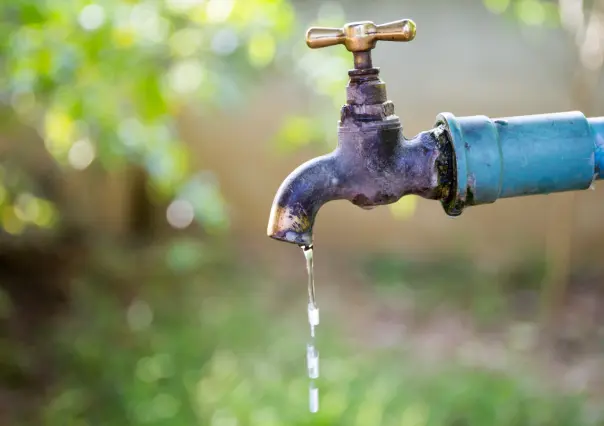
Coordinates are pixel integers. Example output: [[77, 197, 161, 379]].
[[168, 60, 205, 95], [206, 0, 235, 23], [14, 193, 39, 222], [68, 138, 96, 170], [3, 206, 24, 235], [127, 299, 153, 331], [118, 117, 144, 148], [515, 0, 546, 26], [152, 393, 180, 419], [211, 29, 239, 56], [32, 199, 57, 228], [44, 110, 75, 157], [389, 195, 418, 220], [78, 4, 106, 31], [166, 199, 194, 229], [136, 354, 174, 383], [247, 32, 276, 68], [130, 3, 168, 44], [170, 28, 204, 57]]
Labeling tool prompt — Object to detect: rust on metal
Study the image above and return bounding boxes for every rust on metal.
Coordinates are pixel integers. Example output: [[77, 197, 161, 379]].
[[267, 59, 454, 245], [268, 18, 457, 245]]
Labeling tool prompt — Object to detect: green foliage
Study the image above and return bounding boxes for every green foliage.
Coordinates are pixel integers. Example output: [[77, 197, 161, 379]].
[[271, 3, 352, 153], [0, 0, 362, 233], [363, 255, 548, 327], [37, 245, 601, 426], [0, 163, 59, 234], [0, 0, 301, 233]]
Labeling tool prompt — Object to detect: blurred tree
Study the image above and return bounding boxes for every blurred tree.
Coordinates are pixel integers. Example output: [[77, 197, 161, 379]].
[[0, 0, 311, 235]]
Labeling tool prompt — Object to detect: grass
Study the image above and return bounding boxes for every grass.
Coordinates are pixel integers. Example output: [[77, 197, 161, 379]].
[[32, 240, 603, 425], [362, 253, 548, 327]]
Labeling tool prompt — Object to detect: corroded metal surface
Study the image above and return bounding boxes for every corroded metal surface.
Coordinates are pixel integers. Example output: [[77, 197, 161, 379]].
[[267, 66, 450, 246]]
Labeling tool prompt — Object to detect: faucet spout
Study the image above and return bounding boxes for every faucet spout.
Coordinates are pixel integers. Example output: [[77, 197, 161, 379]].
[[267, 153, 342, 246]]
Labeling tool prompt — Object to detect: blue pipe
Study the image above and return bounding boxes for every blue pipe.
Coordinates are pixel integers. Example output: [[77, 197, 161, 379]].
[[436, 111, 603, 216], [591, 116, 604, 179]]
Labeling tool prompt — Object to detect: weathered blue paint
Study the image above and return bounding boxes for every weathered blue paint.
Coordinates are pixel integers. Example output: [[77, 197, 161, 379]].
[[436, 111, 602, 216], [590, 117, 604, 179]]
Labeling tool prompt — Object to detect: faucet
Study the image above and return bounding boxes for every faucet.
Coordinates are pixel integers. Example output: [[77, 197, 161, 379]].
[[267, 18, 604, 247]]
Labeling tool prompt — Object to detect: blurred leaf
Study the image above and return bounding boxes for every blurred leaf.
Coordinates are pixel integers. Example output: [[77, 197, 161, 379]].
[[483, 0, 561, 28], [165, 238, 208, 273], [18, 4, 45, 25], [0, 0, 300, 231], [273, 115, 321, 153], [44, 109, 75, 158], [248, 32, 276, 68], [2, 205, 25, 235], [135, 74, 167, 121], [514, 0, 547, 26]]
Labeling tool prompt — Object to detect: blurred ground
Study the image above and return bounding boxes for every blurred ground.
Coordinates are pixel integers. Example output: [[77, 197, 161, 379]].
[[4, 235, 604, 425]]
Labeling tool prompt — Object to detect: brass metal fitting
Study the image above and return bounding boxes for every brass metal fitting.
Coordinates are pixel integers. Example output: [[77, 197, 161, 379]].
[[305, 19, 416, 69]]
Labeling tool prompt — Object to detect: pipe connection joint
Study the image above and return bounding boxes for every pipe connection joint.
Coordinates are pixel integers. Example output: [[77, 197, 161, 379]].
[[437, 112, 604, 216]]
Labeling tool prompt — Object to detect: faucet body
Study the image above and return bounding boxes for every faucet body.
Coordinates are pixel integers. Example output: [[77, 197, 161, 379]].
[[267, 19, 604, 246], [267, 68, 451, 246]]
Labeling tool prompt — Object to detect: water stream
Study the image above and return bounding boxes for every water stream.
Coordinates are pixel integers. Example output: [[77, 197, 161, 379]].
[[303, 245, 319, 413]]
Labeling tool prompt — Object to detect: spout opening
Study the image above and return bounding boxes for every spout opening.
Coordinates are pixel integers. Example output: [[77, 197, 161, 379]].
[[268, 232, 312, 246], [266, 203, 314, 246]]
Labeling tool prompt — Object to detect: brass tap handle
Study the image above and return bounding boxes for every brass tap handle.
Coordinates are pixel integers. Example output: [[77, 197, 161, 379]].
[[306, 19, 416, 53]]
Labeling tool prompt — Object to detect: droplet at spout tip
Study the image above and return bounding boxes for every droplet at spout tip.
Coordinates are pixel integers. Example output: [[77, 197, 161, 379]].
[[266, 228, 313, 247], [266, 200, 315, 246]]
